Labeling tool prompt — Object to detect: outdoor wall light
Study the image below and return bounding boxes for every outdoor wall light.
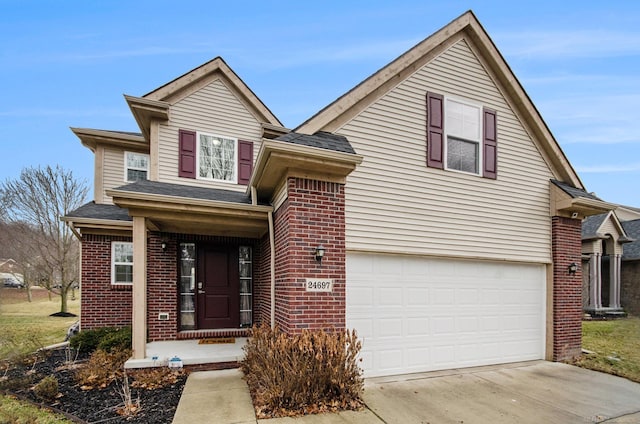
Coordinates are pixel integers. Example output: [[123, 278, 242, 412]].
[[161, 241, 167, 252], [315, 245, 326, 264], [568, 262, 578, 275]]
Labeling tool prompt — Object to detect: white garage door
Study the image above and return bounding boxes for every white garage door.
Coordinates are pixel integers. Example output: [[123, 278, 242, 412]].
[[347, 253, 546, 377]]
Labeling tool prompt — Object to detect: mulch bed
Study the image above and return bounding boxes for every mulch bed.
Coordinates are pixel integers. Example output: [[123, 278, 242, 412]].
[[1, 348, 187, 423]]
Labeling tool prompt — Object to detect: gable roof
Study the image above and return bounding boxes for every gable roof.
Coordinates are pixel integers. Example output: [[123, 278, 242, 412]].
[[582, 213, 608, 239], [125, 57, 283, 140], [296, 10, 583, 189], [582, 210, 632, 243], [622, 219, 640, 260]]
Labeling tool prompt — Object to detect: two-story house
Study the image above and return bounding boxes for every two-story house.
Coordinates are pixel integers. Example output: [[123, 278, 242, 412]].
[[64, 11, 613, 377]]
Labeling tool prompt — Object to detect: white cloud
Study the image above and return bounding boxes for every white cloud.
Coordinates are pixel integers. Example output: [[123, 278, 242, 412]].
[[0, 108, 129, 118], [496, 30, 640, 60], [576, 163, 640, 173]]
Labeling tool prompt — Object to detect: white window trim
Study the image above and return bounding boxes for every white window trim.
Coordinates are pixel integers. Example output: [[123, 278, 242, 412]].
[[195, 132, 238, 184], [443, 95, 483, 176], [111, 241, 133, 285], [124, 151, 150, 182]]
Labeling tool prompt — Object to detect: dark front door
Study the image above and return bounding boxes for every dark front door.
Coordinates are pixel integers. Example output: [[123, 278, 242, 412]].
[[197, 246, 239, 329]]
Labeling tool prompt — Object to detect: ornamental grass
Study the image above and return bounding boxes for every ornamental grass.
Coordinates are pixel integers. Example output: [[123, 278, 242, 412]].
[[241, 325, 364, 418]]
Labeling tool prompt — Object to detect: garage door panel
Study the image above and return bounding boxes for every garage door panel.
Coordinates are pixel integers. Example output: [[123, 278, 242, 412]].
[[347, 253, 545, 377]]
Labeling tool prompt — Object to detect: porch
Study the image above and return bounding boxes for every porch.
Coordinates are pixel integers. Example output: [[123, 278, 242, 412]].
[[125, 337, 247, 369]]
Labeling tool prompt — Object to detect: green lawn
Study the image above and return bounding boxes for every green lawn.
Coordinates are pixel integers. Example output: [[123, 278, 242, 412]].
[[576, 316, 640, 383], [0, 287, 80, 361], [0, 395, 73, 424]]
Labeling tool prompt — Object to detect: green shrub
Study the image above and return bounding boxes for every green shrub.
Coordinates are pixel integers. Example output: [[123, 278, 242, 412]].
[[241, 325, 364, 418], [33, 375, 59, 401], [70, 326, 131, 354], [97, 326, 132, 352]]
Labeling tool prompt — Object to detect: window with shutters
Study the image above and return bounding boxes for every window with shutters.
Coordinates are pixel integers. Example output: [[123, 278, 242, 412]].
[[426, 92, 497, 179], [197, 132, 237, 183], [445, 98, 481, 175], [179, 129, 253, 184]]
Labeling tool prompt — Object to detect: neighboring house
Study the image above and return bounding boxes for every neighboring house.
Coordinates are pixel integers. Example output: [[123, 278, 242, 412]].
[[64, 11, 615, 377], [621, 218, 640, 316], [0, 258, 18, 273], [579, 203, 640, 318], [580, 211, 631, 316]]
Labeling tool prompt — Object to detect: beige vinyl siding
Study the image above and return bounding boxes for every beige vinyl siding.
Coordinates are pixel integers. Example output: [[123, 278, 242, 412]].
[[338, 39, 554, 263], [598, 217, 625, 255], [157, 78, 262, 191], [101, 148, 125, 204]]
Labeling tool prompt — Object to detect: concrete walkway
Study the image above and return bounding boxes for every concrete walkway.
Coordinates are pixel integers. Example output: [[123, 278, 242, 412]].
[[172, 361, 640, 424]]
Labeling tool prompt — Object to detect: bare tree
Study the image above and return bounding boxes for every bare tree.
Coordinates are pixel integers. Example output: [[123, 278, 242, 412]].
[[0, 165, 88, 313]]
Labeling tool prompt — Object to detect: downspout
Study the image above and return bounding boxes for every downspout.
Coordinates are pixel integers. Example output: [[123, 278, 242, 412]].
[[268, 210, 276, 329]]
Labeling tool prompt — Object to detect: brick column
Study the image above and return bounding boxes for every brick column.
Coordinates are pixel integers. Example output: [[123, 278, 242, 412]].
[[273, 177, 346, 334], [551, 216, 583, 361], [147, 233, 178, 341]]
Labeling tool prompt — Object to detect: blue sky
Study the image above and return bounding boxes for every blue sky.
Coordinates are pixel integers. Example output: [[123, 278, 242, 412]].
[[1, 1, 639, 206]]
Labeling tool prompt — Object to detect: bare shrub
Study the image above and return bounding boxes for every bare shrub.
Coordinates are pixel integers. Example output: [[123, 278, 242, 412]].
[[75, 349, 131, 390], [130, 367, 186, 390], [116, 372, 140, 417], [241, 325, 364, 418]]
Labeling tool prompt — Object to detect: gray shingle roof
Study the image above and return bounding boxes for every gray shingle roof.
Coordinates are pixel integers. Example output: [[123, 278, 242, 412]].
[[66, 202, 131, 221], [112, 180, 261, 205], [551, 179, 601, 200], [275, 131, 356, 154], [622, 219, 640, 260], [582, 213, 608, 239]]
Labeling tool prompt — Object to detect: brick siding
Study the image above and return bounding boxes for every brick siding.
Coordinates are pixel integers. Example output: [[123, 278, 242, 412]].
[[621, 260, 640, 316], [551, 216, 583, 361], [80, 234, 133, 330], [81, 232, 262, 341], [272, 177, 346, 333]]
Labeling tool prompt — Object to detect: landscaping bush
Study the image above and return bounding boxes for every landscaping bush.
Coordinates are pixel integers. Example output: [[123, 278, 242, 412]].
[[33, 375, 59, 401], [69, 326, 131, 354], [97, 326, 132, 353], [241, 325, 364, 418], [75, 348, 131, 390]]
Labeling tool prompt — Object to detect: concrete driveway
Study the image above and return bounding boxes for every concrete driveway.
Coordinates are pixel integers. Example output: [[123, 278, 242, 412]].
[[362, 361, 640, 424]]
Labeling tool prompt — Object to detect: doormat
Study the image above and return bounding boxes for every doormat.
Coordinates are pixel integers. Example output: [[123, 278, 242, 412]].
[[198, 337, 236, 345]]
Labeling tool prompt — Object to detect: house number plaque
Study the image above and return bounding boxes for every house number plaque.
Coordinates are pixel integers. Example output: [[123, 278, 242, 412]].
[[305, 278, 333, 292]]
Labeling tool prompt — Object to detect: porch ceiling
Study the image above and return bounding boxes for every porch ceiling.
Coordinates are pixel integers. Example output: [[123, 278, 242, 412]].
[[107, 188, 272, 238]]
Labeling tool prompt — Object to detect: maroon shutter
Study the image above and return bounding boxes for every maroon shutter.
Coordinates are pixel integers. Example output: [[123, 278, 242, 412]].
[[178, 129, 196, 179], [482, 108, 497, 179], [426, 92, 444, 169], [237, 140, 253, 185]]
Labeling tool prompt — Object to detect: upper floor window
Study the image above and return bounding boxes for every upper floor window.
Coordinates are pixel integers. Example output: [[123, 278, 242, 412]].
[[426, 92, 497, 180], [125, 152, 149, 182], [112, 242, 133, 285], [178, 129, 253, 185], [445, 98, 481, 175], [197, 133, 237, 183]]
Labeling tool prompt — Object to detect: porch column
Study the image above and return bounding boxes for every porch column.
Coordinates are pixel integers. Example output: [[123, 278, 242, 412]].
[[589, 253, 602, 309], [132, 216, 147, 360], [610, 254, 621, 309]]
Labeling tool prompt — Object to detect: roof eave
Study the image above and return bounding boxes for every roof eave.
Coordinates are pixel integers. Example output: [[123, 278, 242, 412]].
[[70, 127, 147, 152], [249, 139, 363, 200], [124, 95, 170, 140]]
